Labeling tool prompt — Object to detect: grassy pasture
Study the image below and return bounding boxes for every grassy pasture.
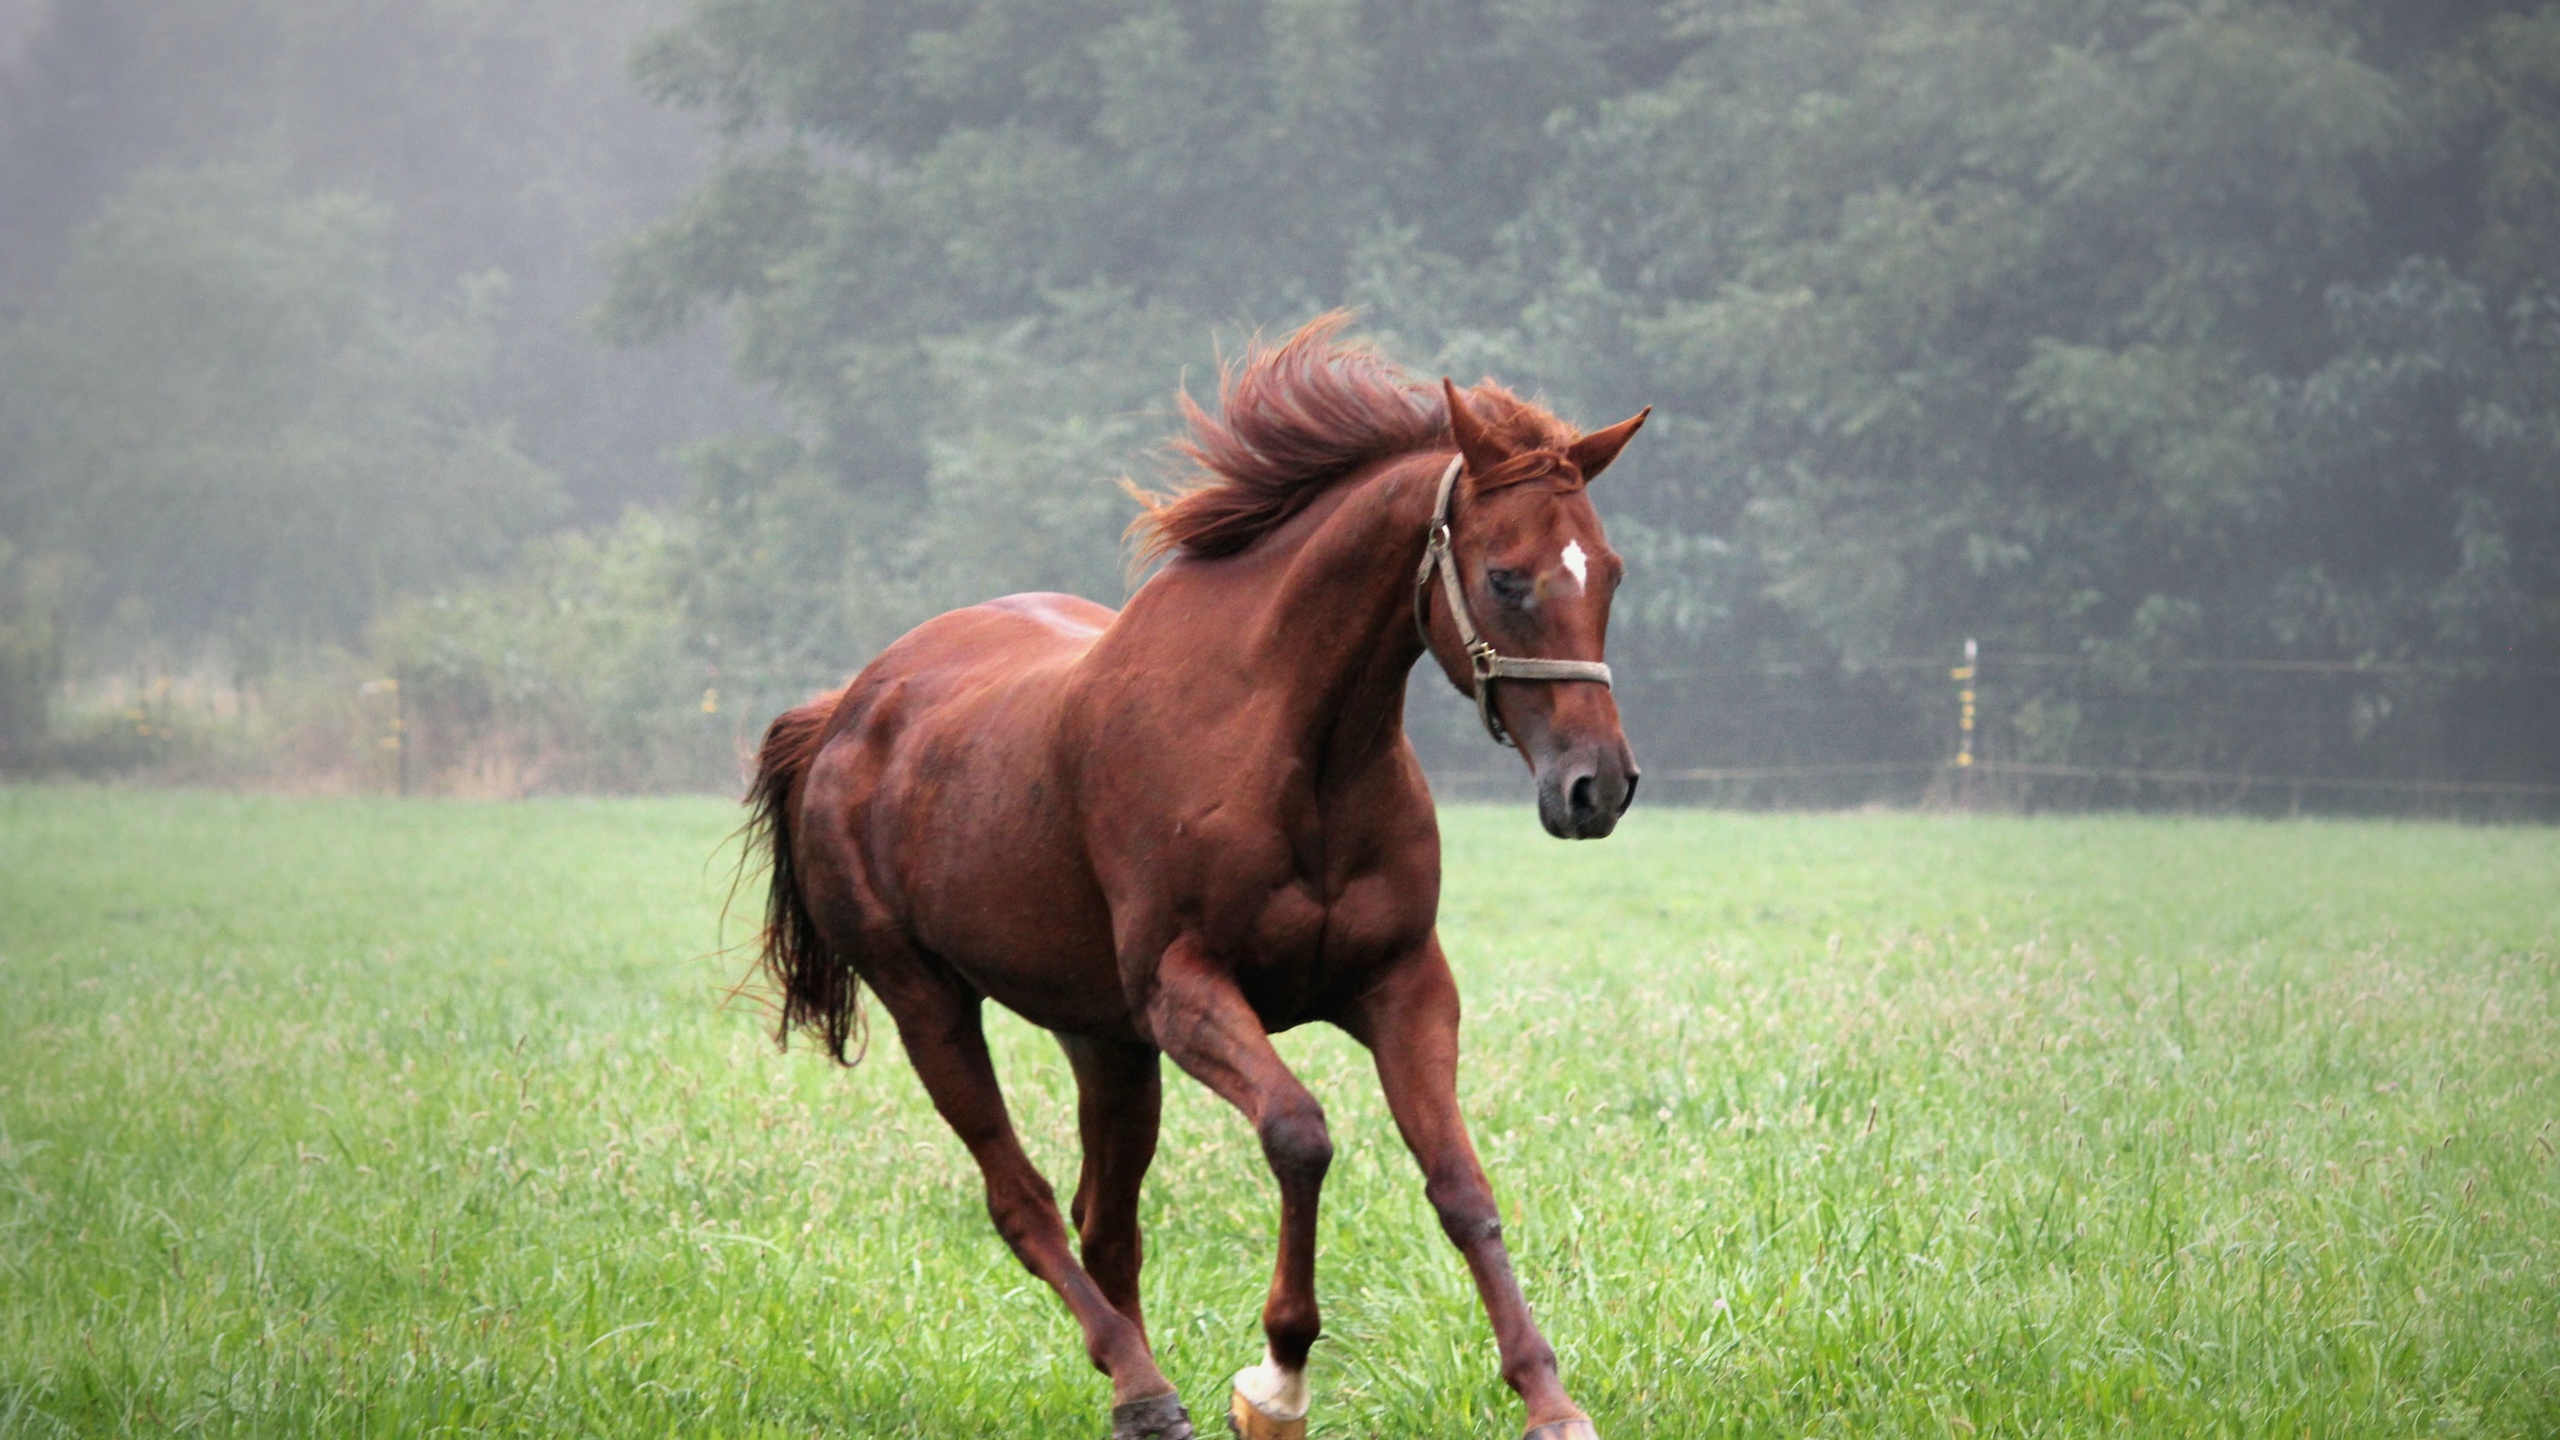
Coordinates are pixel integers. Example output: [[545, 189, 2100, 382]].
[[1, 788, 2555, 1438]]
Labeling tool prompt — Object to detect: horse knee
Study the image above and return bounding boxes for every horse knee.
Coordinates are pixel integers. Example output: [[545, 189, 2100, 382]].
[[1262, 1291, 1322, 1361], [1257, 1095, 1333, 1186]]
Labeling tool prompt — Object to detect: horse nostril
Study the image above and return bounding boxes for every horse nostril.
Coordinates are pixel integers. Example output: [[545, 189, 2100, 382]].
[[1569, 774, 1598, 827], [1619, 772, 1639, 815]]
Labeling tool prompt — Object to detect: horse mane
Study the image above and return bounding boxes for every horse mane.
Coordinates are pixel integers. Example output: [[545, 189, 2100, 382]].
[[1128, 311, 1576, 563]]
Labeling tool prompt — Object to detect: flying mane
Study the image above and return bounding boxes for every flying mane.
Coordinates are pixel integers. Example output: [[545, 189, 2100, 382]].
[[1130, 311, 1577, 563]]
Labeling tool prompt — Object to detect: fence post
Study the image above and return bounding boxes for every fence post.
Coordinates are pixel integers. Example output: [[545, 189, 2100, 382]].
[[1953, 637, 1977, 808], [392, 667, 408, 797]]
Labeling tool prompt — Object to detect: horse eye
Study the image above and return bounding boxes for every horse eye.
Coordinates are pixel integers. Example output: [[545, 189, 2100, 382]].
[[1486, 568, 1534, 608]]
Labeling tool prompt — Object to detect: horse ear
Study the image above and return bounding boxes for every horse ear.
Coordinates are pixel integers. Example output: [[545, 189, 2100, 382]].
[[1567, 406, 1650, 482], [1443, 378, 1504, 478]]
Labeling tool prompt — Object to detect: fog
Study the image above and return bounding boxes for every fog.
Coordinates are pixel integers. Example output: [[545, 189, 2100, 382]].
[[1, 0, 2553, 810]]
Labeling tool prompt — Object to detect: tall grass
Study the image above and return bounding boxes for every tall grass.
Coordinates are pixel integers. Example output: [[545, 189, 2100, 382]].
[[1, 789, 2554, 1436]]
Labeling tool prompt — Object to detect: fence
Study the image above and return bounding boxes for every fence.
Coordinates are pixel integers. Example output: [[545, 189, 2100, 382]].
[[1421, 640, 2560, 818], [295, 632, 2560, 812]]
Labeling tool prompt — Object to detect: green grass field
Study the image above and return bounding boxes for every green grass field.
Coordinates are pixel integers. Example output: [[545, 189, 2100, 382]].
[[1, 788, 2555, 1438]]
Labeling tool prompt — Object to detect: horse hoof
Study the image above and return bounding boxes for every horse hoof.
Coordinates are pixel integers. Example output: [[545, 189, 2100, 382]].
[[1523, 1420, 1599, 1440], [1227, 1384, 1307, 1440], [1112, 1390, 1197, 1440]]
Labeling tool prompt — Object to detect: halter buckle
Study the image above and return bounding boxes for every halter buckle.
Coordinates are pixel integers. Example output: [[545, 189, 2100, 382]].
[[1470, 643, 1514, 746]]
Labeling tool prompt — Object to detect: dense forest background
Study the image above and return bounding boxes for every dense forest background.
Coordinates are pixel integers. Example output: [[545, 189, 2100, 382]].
[[3, 0, 2556, 806]]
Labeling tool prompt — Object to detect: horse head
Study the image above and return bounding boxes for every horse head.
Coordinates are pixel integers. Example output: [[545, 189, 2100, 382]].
[[1429, 380, 1649, 840]]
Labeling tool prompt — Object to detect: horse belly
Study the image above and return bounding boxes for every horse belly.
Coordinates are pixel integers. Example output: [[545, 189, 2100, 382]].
[[876, 717, 1128, 1035], [911, 832, 1126, 1033], [817, 597, 1135, 1037]]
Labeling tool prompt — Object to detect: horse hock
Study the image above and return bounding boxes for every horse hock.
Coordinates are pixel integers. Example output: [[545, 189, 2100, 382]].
[[1227, 1349, 1309, 1440]]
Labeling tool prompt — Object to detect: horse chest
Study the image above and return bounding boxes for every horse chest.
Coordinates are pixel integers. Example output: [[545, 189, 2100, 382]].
[[1246, 882, 1329, 964], [1228, 865, 1429, 1025]]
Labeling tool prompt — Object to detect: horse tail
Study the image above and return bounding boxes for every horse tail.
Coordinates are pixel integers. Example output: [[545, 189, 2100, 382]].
[[742, 688, 865, 1064]]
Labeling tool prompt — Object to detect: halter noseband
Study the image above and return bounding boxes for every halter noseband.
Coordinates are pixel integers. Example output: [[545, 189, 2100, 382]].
[[1413, 455, 1614, 748]]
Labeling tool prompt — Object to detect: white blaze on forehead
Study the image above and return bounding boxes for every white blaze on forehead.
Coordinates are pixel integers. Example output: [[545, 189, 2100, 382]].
[[1560, 539, 1590, 591]]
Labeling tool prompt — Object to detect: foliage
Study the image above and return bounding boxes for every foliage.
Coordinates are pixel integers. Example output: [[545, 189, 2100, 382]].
[[0, 165, 561, 647], [3, 790, 2557, 1434], [0, 0, 779, 769], [370, 510, 735, 793], [0, 0, 751, 515], [675, 298, 1203, 695], [0, 538, 73, 766], [7, 0, 2556, 789], [1458, 0, 2560, 775], [595, 0, 1689, 696], [612, 0, 2560, 785]]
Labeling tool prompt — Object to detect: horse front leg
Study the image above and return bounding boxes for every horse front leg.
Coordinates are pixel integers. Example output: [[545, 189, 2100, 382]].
[[1144, 937, 1330, 1440], [1344, 939, 1595, 1440]]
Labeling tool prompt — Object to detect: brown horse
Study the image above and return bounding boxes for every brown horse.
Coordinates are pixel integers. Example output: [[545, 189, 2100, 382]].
[[745, 314, 1646, 1440]]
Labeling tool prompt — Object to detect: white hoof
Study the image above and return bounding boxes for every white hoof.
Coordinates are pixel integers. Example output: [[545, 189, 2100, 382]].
[[1227, 1349, 1307, 1440], [1523, 1419, 1599, 1440]]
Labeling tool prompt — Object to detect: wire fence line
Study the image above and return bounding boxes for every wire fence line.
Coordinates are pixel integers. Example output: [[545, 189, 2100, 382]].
[[1966, 762, 2560, 798], [1434, 763, 2560, 800], [324, 636, 2557, 809], [1427, 637, 2559, 814], [1653, 762, 1942, 782], [1642, 653, 2560, 680]]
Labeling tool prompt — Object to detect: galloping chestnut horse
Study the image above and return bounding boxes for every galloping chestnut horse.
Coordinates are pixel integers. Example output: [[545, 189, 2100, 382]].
[[745, 315, 1646, 1440]]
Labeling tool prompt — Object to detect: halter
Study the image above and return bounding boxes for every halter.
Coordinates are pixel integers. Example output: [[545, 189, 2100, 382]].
[[1413, 455, 1614, 748]]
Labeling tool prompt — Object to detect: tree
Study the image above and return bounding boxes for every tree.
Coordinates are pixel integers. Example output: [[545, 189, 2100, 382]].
[[1389, 0, 2560, 778], [0, 537, 74, 765], [606, 0, 2560, 789], [0, 0, 757, 516], [0, 165, 560, 646], [600, 0, 1689, 700]]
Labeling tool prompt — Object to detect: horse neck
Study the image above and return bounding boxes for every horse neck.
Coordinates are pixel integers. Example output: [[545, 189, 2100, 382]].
[[1244, 453, 1446, 781]]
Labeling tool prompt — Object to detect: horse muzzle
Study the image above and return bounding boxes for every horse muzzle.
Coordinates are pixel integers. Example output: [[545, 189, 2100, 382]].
[[1534, 745, 1639, 840]]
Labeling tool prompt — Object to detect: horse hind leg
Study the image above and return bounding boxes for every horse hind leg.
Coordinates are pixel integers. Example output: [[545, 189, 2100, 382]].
[[1059, 1035, 1163, 1333], [866, 961, 1194, 1439]]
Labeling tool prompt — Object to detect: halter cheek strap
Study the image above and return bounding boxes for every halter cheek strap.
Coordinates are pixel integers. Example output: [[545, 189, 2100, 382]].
[[1413, 455, 1614, 748]]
